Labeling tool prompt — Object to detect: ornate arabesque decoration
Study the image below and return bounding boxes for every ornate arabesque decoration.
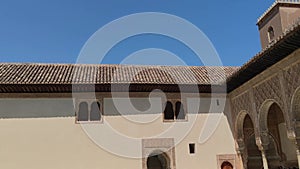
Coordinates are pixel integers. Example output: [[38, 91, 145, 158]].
[[253, 75, 284, 112], [232, 92, 252, 117], [283, 62, 300, 107]]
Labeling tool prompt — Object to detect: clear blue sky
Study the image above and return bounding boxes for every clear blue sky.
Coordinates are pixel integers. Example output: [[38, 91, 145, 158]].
[[0, 0, 275, 66]]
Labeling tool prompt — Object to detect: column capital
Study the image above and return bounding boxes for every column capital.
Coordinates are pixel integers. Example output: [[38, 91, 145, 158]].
[[256, 133, 270, 151], [288, 122, 300, 149], [235, 139, 245, 157]]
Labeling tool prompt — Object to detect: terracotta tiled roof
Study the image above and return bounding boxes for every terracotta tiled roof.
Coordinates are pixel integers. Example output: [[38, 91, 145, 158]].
[[0, 63, 239, 93]]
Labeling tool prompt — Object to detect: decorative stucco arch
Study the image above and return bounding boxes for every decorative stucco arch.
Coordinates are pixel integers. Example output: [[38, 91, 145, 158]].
[[235, 111, 263, 169], [290, 87, 300, 168], [291, 86, 300, 122], [235, 111, 253, 140], [258, 99, 287, 134], [258, 99, 299, 168], [147, 150, 171, 169]]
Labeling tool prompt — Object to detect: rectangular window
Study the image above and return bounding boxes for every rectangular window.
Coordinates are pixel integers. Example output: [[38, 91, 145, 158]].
[[189, 143, 195, 154]]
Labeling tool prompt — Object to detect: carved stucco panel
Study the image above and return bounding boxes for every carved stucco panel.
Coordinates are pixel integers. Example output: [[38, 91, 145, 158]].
[[283, 62, 300, 107], [232, 91, 252, 117], [231, 91, 253, 139], [253, 75, 284, 112]]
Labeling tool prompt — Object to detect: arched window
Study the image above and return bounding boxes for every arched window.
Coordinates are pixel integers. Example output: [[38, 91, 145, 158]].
[[164, 101, 174, 120], [90, 102, 101, 121], [78, 102, 88, 121], [268, 26, 275, 43], [175, 101, 185, 120]]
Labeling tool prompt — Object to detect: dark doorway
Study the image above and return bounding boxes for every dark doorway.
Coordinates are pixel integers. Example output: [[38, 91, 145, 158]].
[[147, 152, 169, 169], [243, 114, 263, 169]]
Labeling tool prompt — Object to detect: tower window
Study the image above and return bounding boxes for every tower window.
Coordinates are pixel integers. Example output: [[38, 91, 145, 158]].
[[268, 26, 275, 43]]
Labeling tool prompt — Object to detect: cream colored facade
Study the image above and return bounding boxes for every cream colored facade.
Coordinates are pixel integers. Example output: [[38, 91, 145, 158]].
[[2, 1, 300, 169], [0, 94, 237, 169]]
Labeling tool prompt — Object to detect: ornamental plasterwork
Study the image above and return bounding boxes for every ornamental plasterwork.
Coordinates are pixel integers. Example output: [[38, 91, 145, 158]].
[[283, 62, 300, 107], [253, 75, 284, 112], [231, 91, 252, 117]]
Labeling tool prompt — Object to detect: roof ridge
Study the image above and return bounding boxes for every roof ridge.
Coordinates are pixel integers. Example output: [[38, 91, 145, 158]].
[[257, 0, 300, 24], [0, 62, 239, 68]]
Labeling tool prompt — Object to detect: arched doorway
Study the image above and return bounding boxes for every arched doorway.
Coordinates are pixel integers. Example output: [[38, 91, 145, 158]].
[[243, 114, 263, 169], [147, 151, 170, 169], [291, 87, 300, 169], [260, 101, 298, 168], [292, 87, 300, 121]]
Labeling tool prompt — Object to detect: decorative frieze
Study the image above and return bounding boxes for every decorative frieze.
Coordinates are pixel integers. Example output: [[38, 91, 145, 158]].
[[231, 92, 252, 118], [253, 75, 284, 112], [284, 62, 300, 107]]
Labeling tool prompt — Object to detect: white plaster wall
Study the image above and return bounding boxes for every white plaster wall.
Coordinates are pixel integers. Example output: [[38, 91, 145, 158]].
[[0, 117, 140, 169], [0, 97, 236, 169], [0, 98, 74, 118]]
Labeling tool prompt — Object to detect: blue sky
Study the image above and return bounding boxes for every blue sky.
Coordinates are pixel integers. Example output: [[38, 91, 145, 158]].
[[0, 0, 275, 66]]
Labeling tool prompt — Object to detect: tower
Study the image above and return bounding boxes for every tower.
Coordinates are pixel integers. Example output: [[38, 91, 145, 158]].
[[257, 0, 300, 49]]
